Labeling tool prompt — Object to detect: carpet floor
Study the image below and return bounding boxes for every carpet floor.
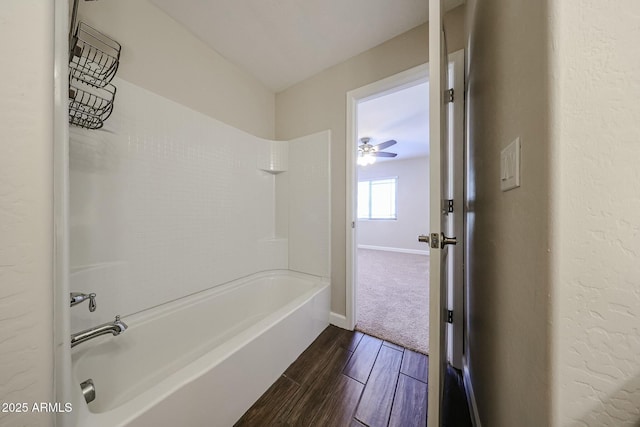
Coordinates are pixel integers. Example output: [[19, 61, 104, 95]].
[[356, 248, 429, 354]]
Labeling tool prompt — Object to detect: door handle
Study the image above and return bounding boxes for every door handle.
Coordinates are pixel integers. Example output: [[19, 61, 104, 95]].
[[418, 233, 456, 249], [418, 233, 438, 248], [441, 234, 457, 248]]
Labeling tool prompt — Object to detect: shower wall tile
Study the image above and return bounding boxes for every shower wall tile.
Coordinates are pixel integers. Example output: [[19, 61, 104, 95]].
[[288, 131, 331, 278], [70, 78, 286, 328]]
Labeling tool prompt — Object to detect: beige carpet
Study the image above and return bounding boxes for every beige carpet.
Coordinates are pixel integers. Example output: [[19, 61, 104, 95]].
[[356, 248, 429, 354]]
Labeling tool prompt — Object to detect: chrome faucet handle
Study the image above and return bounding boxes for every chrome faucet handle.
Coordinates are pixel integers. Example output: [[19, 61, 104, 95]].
[[70, 292, 97, 312]]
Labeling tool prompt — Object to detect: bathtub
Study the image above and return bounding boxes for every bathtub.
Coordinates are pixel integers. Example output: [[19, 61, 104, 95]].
[[70, 270, 330, 427]]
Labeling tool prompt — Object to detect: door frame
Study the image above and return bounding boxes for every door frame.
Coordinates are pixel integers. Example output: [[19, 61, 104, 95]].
[[345, 63, 429, 330], [345, 51, 466, 362]]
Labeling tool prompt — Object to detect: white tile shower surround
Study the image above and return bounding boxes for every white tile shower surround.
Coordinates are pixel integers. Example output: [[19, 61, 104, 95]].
[[69, 77, 330, 329]]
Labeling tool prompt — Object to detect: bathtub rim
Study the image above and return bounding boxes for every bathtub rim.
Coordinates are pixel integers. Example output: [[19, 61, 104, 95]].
[[103, 268, 326, 330]]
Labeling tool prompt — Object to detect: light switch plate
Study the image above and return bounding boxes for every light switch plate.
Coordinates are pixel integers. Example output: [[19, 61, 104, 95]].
[[500, 137, 521, 191]]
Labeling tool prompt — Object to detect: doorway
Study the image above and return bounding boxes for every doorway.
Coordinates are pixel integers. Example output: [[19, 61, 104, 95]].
[[346, 50, 465, 367], [346, 64, 430, 350], [353, 80, 431, 353]]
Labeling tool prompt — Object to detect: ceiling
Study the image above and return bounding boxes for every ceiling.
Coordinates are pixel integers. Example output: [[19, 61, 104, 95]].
[[150, 0, 464, 92], [357, 81, 429, 163]]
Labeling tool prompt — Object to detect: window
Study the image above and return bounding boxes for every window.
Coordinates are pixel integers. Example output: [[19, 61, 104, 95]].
[[358, 177, 397, 220]]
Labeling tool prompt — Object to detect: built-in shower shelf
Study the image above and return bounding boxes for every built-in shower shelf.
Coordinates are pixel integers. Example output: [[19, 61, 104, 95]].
[[258, 140, 289, 173], [259, 168, 287, 174]]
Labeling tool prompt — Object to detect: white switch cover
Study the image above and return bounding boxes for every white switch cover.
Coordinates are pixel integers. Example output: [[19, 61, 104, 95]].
[[500, 137, 521, 191]]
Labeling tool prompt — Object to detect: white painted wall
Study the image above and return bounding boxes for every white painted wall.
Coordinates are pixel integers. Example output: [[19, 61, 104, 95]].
[[0, 2, 54, 427], [76, 0, 275, 139], [549, 1, 640, 425], [357, 157, 429, 253]]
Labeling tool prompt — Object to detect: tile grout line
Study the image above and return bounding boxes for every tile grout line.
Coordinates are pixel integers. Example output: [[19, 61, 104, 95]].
[[345, 371, 368, 427], [348, 331, 365, 354], [384, 352, 404, 427], [361, 339, 385, 385], [401, 371, 428, 385], [355, 344, 404, 427], [352, 339, 385, 426], [282, 373, 301, 387]]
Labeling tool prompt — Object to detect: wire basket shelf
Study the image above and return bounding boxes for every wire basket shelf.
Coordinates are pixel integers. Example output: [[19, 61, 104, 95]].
[[69, 77, 116, 130], [68, 19, 120, 129], [69, 22, 121, 88]]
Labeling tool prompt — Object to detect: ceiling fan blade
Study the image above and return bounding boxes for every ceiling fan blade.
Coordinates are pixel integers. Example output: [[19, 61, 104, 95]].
[[373, 151, 397, 157], [374, 139, 397, 151]]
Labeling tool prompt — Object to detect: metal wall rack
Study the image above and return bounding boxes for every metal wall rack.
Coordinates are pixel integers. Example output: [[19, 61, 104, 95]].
[[68, 0, 121, 129]]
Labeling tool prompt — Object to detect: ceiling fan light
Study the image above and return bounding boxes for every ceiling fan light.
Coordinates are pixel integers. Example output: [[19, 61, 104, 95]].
[[357, 152, 376, 166]]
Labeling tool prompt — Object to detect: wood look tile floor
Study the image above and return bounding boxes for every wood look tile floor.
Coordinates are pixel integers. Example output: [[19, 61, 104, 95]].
[[235, 325, 429, 427]]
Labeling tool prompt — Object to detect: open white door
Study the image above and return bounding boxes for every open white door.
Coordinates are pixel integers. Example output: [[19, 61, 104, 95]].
[[426, 0, 457, 424], [447, 50, 465, 370]]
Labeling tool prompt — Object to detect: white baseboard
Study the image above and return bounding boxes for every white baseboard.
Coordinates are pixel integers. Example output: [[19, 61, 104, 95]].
[[357, 244, 429, 256], [463, 359, 482, 427], [329, 312, 350, 329]]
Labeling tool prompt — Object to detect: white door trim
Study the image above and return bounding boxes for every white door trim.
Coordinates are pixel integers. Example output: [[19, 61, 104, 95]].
[[53, 0, 72, 425], [345, 64, 429, 330], [428, 1, 445, 422]]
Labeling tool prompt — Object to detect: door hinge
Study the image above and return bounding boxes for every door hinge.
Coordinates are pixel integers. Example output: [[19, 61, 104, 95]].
[[445, 88, 454, 103], [442, 199, 454, 214], [352, 221, 355, 229], [447, 310, 454, 324]]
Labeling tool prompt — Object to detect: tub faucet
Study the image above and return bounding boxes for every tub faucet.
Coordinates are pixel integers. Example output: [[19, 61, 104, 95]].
[[70, 292, 96, 312], [71, 315, 128, 348]]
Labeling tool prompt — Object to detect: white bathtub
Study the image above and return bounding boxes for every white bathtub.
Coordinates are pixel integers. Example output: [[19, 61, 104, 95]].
[[70, 270, 330, 427]]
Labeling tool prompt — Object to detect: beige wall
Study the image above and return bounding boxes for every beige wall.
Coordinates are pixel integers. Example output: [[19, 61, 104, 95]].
[[275, 6, 466, 315], [77, 0, 275, 139], [464, 0, 551, 425], [466, 0, 640, 425], [0, 2, 54, 427], [549, 1, 640, 425], [357, 157, 430, 253]]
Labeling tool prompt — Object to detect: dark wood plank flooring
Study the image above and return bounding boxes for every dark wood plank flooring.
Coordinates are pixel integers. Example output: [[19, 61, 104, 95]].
[[354, 345, 403, 427], [235, 325, 429, 427], [235, 325, 472, 427], [343, 334, 383, 384], [400, 349, 429, 384], [388, 374, 428, 427]]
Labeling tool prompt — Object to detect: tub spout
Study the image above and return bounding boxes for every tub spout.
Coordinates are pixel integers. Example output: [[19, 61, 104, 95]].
[[71, 315, 128, 348]]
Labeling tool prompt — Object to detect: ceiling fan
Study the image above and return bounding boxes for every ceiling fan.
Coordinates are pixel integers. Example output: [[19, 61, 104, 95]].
[[357, 137, 397, 166]]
